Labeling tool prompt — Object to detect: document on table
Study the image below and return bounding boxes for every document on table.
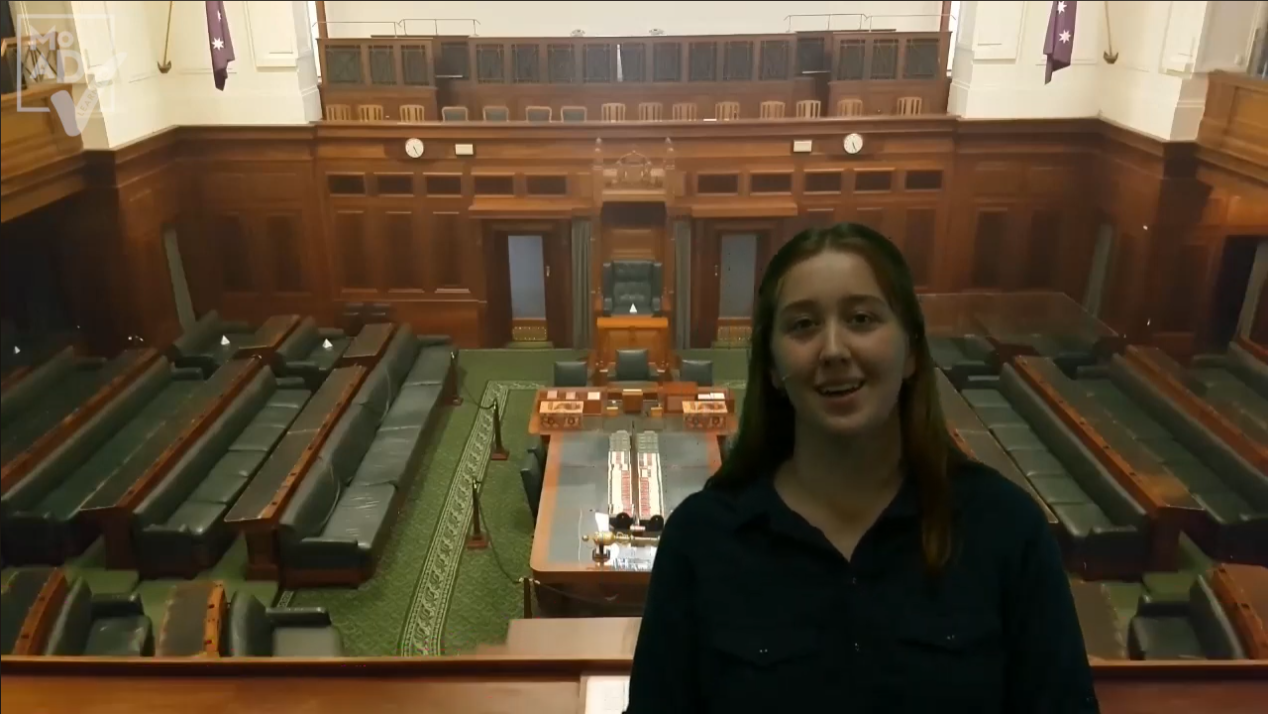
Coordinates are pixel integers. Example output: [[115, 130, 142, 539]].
[[583, 675, 630, 714]]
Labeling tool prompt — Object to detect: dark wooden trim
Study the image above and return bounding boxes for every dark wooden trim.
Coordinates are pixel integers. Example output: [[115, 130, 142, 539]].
[[10, 569, 68, 656], [1235, 336, 1268, 364]]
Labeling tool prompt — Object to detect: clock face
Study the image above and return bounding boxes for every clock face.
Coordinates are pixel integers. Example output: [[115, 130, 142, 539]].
[[843, 133, 864, 155], [404, 138, 424, 158]]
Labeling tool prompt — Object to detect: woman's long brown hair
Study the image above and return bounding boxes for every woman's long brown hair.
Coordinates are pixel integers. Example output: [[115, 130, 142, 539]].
[[706, 222, 967, 575]]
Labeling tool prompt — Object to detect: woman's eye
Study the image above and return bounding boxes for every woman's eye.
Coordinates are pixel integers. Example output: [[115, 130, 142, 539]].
[[849, 313, 877, 326]]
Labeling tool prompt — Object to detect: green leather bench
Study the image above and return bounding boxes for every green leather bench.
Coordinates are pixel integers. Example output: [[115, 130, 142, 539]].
[[274, 317, 352, 388], [43, 580, 153, 657], [226, 591, 343, 657], [0, 350, 147, 469], [1127, 571, 1247, 660], [976, 366, 1150, 579], [928, 335, 997, 388], [1110, 356, 1268, 565], [1187, 355, 1268, 443], [1226, 341, 1268, 398], [169, 310, 259, 373], [0, 357, 216, 564], [131, 369, 312, 578], [278, 329, 455, 583]]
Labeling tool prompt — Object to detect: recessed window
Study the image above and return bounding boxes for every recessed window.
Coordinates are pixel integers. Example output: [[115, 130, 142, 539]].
[[375, 174, 414, 195], [750, 173, 792, 194], [526, 176, 568, 196], [425, 175, 462, 196], [328, 174, 366, 195], [854, 170, 893, 192], [698, 174, 739, 194], [905, 170, 942, 191], [804, 171, 842, 193], [473, 175, 514, 195]]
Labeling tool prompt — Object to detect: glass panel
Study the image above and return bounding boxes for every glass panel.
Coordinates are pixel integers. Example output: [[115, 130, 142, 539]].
[[719, 233, 758, 318], [508, 235, 547, 319]]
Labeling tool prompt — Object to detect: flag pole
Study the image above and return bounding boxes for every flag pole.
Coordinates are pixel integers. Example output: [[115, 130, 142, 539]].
[[157, 1, 173, 73]]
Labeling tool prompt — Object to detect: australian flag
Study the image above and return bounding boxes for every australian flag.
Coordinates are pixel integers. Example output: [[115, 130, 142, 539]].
[[1043, 0, 1077, 84], [205, 0, 235, 90]]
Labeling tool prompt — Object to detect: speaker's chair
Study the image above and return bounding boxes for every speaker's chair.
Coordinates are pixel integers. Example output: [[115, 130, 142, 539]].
[[601, 261, 663, 317]]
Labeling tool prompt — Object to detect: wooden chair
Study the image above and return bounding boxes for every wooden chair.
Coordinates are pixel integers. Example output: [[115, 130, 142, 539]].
[[759, 101, 785, 119], [358, 104, 385, 122], [671, 103, 697, 121], [441, 106, 469, 121], [601, 103, 626, 122], [483, 106, 511, 121], [560, 106, 587, 122], [896, 97, 923, 116], [399, 104, 426, 123], [525, 106, 552, 122], [835, 98, 864, 117], [714, 101, 740, 120], [638, 102, 663, 121], [795, 100, 821, 118], [324, 104, 352, 121]]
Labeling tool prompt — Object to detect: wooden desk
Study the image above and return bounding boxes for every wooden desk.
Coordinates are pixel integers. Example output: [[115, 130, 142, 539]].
[[530, 419, 726, 616], [592, 315, 672, 377], [528, 384, 737, 441], [2, 655, 1264, 714]]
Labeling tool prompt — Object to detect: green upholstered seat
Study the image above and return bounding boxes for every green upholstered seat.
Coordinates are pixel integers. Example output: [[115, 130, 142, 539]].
[[962, 389, 1007, 409], [279, 340, 453, 579], [972, 405, 1022, 428], [163, 501, 228, 537], [1051, 502, 1116, 537], [226, 591, 342, 657], [1128, 574, 1247, 660], [1008, 448, 1066, 478], [989, 424, 1045, 451], [44, 581, 152, 657], [1029, 475, 1091, 506], [133, 376, 308, 577]]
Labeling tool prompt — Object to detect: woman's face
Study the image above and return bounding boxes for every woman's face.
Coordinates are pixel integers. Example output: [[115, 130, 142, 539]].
[[769, 249, 915, 438]]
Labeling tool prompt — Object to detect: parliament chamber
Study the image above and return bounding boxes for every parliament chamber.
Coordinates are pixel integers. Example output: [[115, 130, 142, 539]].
[[1, 0, 1267, 711]]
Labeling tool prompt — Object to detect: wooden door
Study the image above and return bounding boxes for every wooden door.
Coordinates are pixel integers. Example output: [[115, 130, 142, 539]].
[[485, 221, 571, 347], [693, 222, 773, 347]]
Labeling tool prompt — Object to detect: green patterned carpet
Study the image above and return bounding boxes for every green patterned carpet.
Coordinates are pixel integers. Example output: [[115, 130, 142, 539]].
[[282, 348, 750, 656]]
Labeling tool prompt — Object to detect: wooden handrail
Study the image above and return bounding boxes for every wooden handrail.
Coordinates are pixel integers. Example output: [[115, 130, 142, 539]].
[[1012, 356, 1205, 569], [202, 583, 227, 658], [0, 349, 160, 495], [10, 569, 68, 656], [338, 323, 397, 367], [79, 358, 265, 568], [1209, 564, 1268, 660], [1233, 336, 1268, 364], [0, 365, 31, 393], [1124, 346, 1268, 474], [235, 315, 301, 359]]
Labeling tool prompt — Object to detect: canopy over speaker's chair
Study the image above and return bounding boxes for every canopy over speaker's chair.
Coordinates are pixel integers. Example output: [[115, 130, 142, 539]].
[[601, 261, 663, 317]]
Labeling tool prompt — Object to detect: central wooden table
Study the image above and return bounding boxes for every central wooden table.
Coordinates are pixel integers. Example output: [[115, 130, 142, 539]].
[[528, 384, 733, 617]]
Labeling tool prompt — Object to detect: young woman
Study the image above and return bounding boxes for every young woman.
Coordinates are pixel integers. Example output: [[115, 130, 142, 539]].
[[626, 223, 1097, 713]]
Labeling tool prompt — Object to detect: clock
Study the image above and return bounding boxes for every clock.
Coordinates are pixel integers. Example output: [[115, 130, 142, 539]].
[[843, 133, 864, 155], [404, 138, 425, 159]]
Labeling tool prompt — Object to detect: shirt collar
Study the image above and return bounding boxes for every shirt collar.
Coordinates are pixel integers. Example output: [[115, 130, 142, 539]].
[[730, 467, 940, 531]]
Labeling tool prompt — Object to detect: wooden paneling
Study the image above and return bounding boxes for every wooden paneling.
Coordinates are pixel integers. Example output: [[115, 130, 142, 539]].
[[1197, 71, 1268, 185], [1, 84, 85, 223], [7, 115, 1259, 353]]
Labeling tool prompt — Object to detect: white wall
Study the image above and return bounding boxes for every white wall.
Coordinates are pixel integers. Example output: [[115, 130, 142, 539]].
[[322, 0, 945, 38], [949, 0, 1103, 119], [12, 1, 320, 148], [951, 0, 1265, 141]]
